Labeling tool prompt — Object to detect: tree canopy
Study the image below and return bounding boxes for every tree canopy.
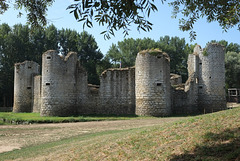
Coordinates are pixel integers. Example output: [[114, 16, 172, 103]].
[[171, 0, 240, 40], [0, 0, 239, 39], [0, 23, 103, 106], [106, 36, 191, 80]]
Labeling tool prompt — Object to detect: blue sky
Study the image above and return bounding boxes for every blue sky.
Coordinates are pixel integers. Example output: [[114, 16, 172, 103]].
[[1, 0, 239, 55]]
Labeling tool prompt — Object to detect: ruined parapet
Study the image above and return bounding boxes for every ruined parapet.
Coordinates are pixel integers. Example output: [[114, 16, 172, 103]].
[[98, 67, 135, 115], [183, 50, 200, 113], [170, 73, 182, 86], [13, 61, 40, 112], [197, 43, 227, 112], [32, 75, 42, 113], [135, 49, 171, 116], [76, 62, 89, 114], [40, 50, 78, 116], [187, 48, 199, 77]]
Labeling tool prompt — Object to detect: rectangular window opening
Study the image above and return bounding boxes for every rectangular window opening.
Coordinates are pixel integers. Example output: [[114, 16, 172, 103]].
[[157, 83, 162, 86], [46, 83, 50, 86], [27, 87, 31, 89], [47, 56, 51, 60], [28, 66, 32, 69]]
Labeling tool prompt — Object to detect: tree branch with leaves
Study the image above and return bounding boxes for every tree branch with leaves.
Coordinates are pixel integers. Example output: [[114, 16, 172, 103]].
[[67, 0, 161, 39], [0, 0, 239, 40]]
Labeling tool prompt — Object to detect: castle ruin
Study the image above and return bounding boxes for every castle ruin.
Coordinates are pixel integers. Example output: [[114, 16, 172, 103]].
[[13, 43, 227, 116]]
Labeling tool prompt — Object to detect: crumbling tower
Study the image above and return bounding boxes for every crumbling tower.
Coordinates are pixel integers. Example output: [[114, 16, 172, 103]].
[[13, 61, 40, 112], [40, 50, 78, 116], [135, 49, 171, 116], [197, 43, 227, 112]]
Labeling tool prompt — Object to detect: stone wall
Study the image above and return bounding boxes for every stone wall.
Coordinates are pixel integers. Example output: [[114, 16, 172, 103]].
[[75, 63, 90, 114], [39, 50, 136, 116], [13, 61, 40, 112], [77, 67, 135, 115], [170, 74, 182, 86], [197, 43, 227, 112], [40, 51, 78, 116], [135, 50, 171, 116], [98, 67, 135, 115], [13, 43, 227, 116], [32, 75, 42, 113], [173, 43, 227, 114], [172, 89, 188, 114], [183, 51, 199, 113]]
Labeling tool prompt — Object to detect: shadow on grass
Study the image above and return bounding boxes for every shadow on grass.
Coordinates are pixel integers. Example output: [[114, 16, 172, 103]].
[[170, 127, 240, 161]]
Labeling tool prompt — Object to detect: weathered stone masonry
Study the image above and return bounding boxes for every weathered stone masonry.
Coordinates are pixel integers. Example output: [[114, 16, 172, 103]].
[[13, 61, 40, 112], [135, 50, 171, 116], [40, 50, 135, 116], [13, 43, 227, 116]]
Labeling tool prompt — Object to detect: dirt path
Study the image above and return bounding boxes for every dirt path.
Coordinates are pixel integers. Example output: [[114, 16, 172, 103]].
[[0, 117, 185, 153]]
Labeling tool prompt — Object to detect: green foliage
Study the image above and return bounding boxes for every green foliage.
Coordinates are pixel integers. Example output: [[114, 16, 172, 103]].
[[0, 23, 105, 106], [106, 36, 190, 81], [96, 57, 112, 76], [157, 36, 189, 79], [210, 40, 240, 53], [77, 31, 104, 84], [67, 0, 162, 39], [106, 37, 157, 68], [14, 0, 54, 29], [0, 23, 44, 107], [225, 51, 240, 88], [170, 0, 240, 40], [58, 29, 104, 84], [210, 40, 240, 88], [1, 1, 239, 40], [202, 48, 209, 56], [0, 1, 8, 14]]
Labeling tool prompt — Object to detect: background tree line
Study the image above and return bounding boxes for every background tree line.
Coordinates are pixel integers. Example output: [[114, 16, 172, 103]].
[[0, 23, 105, 107], [106, 36, 193, 81], [106, 38, 240, 90], [0, 23, 239, 107]]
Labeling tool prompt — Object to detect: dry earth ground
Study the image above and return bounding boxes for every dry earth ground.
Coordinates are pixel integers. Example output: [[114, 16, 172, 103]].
[[0, 117, 185, 154]]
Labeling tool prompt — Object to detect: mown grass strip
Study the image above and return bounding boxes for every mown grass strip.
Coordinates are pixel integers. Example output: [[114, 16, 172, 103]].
[[0, 112, 140, 124]]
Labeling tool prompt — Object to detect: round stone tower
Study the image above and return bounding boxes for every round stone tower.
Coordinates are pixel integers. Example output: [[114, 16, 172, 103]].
[[135, 49, 171, 116], [13, 61, 40, 112], [40, 50, 78, 116], [198, 43, 226, 112]]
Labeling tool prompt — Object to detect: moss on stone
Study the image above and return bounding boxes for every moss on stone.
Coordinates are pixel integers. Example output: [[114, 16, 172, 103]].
[[138, 49, 170, 62]]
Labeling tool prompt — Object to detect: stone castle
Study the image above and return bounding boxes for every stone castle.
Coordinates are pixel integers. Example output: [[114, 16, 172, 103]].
[[13, 43, 227, 116]]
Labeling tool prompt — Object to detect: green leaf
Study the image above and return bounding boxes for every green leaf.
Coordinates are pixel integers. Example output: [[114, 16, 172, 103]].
[[74, 9, 79, 20], [100, 31, 107, 34], [78, 18, 86, 22], [151, 3, 158, 11], [147, 8, 151, 17]]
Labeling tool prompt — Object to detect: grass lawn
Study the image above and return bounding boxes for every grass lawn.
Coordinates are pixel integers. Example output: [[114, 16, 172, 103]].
[[0, 107, 239, 160], [0, 112, 139, 125]]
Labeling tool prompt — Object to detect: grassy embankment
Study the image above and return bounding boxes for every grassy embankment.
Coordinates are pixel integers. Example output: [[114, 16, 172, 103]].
[[0, 107, 239, 160], [0, 112, 139, 125]]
